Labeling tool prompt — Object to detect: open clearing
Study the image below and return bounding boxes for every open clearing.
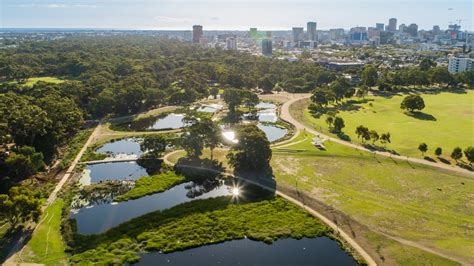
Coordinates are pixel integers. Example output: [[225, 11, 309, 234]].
[[271, 132, 473, 264], [302, 91, 474, 160]]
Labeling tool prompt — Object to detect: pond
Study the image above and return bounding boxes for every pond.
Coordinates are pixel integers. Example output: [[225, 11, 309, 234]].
[[71, 180, 232, 235], [81, 162, 149, 185], [257, 109, 278, 123], [135, 237, 355, 266], [257, 123, 288, 142], [148, 113, 186, 130], [255, 102, 277, 110], [96, 138, 143, 158]]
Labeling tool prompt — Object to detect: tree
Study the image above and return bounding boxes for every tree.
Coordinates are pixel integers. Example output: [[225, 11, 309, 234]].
[[356, 85, 369, 98], [227, 124, 272, 172], [418, 143, 428, 156], [380, 133, 391, 148], [209, 87, 219, 99], [429, 67, 453, 86], [333, 117, 345, 133], [361, 64, 378, 87], [0, 186, 41, 226], [180, 131, 204, 159], [355, 125, 370, 143], [451, 147, 462, 162], [419, 58, 435, 71], [369, 130, 379, 145], [434, 147, 442, 156], [196, 118, 220, 161], [140, 135, 167, 157], [243, 91, 259, 111], [463, 146, 474, 165], [400, 95, 425, 112], [222, 88, 244, 115], [311, 88, 329, 107], [258, 75, 274, 94], [325, 116, 334, 128]]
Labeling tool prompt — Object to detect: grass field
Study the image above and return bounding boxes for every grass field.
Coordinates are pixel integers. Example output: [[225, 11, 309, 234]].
[[301, 91, 474, 160], [271, 131, 473, 264], [7, 77, 66, 87], [22, 199, 67, 265]]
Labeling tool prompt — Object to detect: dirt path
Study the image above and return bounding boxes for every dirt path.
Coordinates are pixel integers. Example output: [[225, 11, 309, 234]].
[[162, 151, 377, 265], [4, 123, 102, 266], [279, 93, 474, 177]]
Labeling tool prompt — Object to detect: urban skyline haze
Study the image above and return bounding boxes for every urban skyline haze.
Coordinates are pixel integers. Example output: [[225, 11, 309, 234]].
[[1, 0, 473, 31]]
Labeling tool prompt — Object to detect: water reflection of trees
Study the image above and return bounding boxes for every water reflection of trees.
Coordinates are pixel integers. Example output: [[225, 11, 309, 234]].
[[70, 182, 132, 209], [184, 178, 223, 198]]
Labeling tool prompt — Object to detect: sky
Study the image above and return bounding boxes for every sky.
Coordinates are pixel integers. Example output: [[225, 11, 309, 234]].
[[1, 0, 473, 31]]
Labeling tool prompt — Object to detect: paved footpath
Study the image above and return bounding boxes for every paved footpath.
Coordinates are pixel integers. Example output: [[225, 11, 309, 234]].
[[278, 93, 474, 177]]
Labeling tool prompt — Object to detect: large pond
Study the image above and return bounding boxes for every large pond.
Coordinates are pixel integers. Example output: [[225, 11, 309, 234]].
[[81, 162, 149, 185], [71, 180, 232, 234], [135, 237, 355, 266], [96, 138, 143, 158], [257, 123, 288, 142]]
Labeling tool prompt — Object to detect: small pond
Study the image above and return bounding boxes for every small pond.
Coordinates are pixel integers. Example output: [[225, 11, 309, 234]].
[[257, 123, 288, 142], [135, 237, 355, 266], [256, 102, 277, 109], [71, 180, 232, 234], [81, 162, 149, 185], [96, 138, 143, 158], [257, 109, 278, 123], [148, 113, 186, 130]]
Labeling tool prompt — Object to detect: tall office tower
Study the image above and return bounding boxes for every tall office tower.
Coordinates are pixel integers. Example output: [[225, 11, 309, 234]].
[[292, 27, 304, 42], [406, 23, 418, 37], [266, 31, 272, 38], [399, 23, 406, 33], [307, 22, 317, 41], [262, 39, 272, 56], [226, 37, 237, 50], [376, 23, 384, 31], [250, 28, 258, 38], [432, 25, 441, 35], [388, 18, 397, 32], [192, 25, 203, 43]]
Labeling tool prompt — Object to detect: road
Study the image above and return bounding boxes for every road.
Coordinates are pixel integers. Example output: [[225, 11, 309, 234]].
[[277, 93, 474, 177]]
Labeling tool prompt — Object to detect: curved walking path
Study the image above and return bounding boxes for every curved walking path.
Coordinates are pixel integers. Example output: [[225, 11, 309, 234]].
[[279, 93, 474, 177], [162, 150, 377, 266]]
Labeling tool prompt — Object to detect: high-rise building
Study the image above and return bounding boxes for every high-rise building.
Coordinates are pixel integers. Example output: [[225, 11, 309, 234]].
[[406, 23, 418, 37], [376, 23, 384, 31], [448, 57, 474, 73], [250, 28, 258, 38], [292, 27, 304, 42], [350, 27, 368, 42], [307, 22, 317, 41], [388, 18, 397, 32], [226, 37, 237, 50], [266, 31, 272, 38], [399, 23, 406, 33], [262, 39, 272, 56], [329, 28, 345, 40], [192, 25, 203, 43], [432, 25, 441, 35]]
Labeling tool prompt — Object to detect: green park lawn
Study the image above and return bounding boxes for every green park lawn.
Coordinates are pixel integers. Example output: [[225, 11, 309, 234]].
[[22, 199, 67, 265], [301, 91, 474, 160], [271, 132, 473, 264]]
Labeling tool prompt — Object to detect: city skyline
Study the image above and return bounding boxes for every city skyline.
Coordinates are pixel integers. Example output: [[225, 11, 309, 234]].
[[1, 0, 473, 31]]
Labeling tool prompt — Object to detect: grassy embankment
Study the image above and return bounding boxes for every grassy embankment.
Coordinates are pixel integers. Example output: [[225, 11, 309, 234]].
[[300, 91, 474, 161], [70, 196, 333, 264], [58, 129, 94, 169], [114, 172, 186, 201], [271, 122, 473, 264], [21, 200, 67, 265]]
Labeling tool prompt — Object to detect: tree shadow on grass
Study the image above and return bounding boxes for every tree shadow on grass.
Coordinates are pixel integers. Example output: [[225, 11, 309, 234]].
[[457, 162, 473, 172], [404, 111, 437, 121], [438, 157, 451, 165], [424, 156, 436, 163]]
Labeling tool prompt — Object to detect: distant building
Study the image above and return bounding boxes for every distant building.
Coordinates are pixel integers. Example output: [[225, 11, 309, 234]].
[[262, 39, 272, 56], [307, 22, 317, 41], [250, 28, 258, 38], [192, 25, 203, 43], [376, 23, 384, 31], [432, 25, 441, 35], [448, 57, 474, 73], [266, 31, 272, 38], [330, 28, 345, 40], [226, 37, 237, 50], [406, 23, 418, 37], [388, 18, 397, 32], [350, 27, 368, 43], [399, 23, 406, 33], [292, 27, 304, 42]]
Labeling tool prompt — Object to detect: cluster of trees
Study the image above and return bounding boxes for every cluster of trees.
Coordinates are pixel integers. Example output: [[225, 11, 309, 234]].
[[180, 116, 220, 160], [310, 77, 355, 107], [419, 143, 474, 164], [355, 125, 391, 147], [360, 62, 474, 91], [325, 116, 345, 133], [0, 186, 42, 226], [222, 88, 259, 117]]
